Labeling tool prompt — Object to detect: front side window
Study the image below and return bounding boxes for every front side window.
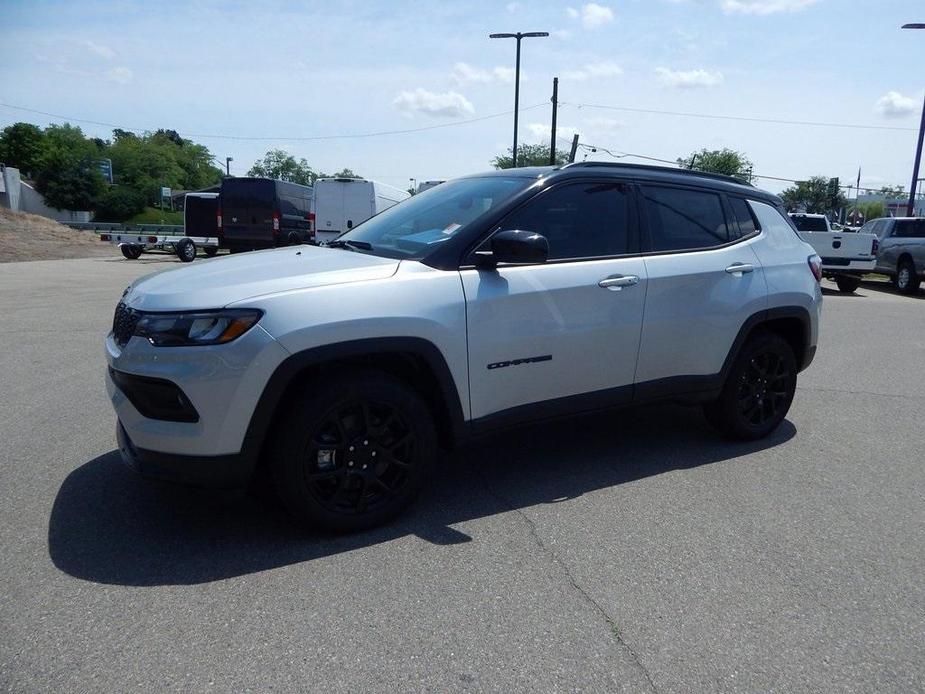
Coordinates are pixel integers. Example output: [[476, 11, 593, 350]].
[[642, 185, 729, 252], [498, 182, 631, 260]]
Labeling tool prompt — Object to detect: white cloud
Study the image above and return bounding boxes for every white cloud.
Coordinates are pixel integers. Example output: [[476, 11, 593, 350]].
[[721, 0, 818, 15], [567, 3, 614, 28], [552, 29, 573, 40], [875, 91, 919, 118], [84, 40, 115, 59], [655, 67, 724, 88], [452, 62, 515, 85], [393, 88, 474, 118], [105, 66, 133, 84], [506, 1, 520, 12], [585, 117, 624, 135], [561, 61, 623, 81]]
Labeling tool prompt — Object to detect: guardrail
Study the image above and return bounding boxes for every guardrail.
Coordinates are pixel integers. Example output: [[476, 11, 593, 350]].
[[63, 222, 185, 234]]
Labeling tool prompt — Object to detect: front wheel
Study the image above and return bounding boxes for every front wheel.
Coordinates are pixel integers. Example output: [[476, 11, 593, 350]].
[[703, 331, 797, 440], [896, 259, 920, 295], [835, 275, 862, 293], [270, 371, 437, 533]]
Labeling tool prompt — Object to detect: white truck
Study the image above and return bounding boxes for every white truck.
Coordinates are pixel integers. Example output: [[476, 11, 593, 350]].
[[788, 213, 878, 293], [313, 178, 410, 245]]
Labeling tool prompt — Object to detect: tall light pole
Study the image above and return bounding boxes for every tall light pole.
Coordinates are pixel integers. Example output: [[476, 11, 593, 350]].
[[490, 31, 549, 168], [902, 23, 924, 216]]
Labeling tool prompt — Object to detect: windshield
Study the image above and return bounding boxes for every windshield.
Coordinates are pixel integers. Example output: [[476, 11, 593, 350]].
[[790, 215, 829, 232], [335, 176, 532, 259]]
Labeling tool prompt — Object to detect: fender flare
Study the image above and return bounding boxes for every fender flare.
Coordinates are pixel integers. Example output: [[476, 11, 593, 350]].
[[241, 337, 468, 455]]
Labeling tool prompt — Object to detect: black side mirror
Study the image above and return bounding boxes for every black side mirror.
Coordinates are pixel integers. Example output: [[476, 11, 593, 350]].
[[475, 229, 549, 267]]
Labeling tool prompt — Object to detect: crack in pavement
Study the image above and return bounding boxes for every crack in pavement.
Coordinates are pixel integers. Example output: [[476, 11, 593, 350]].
[[465, 457, 660, 694], [796, 385, 925, 402]]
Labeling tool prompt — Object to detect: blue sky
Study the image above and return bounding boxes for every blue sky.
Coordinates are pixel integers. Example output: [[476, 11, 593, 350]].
[[0, 0, 923, 193]]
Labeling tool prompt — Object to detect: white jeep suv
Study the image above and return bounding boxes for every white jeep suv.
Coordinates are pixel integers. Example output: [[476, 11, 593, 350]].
[[106, 163, 822, 532]]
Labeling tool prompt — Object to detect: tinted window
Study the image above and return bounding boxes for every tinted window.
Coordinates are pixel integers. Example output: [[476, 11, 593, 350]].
[[730, 197, 758, 237], [894, 219, 925, 238], [642, 185, 729, 251], [500, 182, 630, 259], [790, 215, 829, 232], [184, 196, 216, 234]]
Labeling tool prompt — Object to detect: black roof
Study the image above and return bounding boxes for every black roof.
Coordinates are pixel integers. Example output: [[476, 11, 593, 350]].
[[465, 162, 777, 202]]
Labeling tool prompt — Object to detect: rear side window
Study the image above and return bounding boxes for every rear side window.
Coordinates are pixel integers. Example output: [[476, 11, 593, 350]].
[[790, 216, 829, 232], [894, 219, 925, 238], [730, 197, 758, 237], [500, 182, 631, 260], [641, 185, 729, 252]]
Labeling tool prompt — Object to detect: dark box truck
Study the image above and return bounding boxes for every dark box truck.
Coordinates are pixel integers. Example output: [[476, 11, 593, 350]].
[[219, 177, 313, 251]]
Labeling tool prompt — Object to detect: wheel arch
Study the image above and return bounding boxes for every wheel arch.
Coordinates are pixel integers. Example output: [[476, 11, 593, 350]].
[[722, 306, 814, 379], [243, 337, 467, 463]]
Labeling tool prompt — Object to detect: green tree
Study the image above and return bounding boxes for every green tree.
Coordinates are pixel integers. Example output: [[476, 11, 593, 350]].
[[779, 176, 848, 214], [678, 148, 753, 179], [876, 185, 905, 198], [248, 149, 318, 185], [33, 124, 105, 210], [492, 143, 568, 169], [327, 168, 363, 179], [0, 122, 47, 177], [93, 186, 146, 221], [850, 201, 886, 224]]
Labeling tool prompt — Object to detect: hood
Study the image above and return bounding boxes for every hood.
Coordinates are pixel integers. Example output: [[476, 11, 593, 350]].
[[124, 245, 400, 311]]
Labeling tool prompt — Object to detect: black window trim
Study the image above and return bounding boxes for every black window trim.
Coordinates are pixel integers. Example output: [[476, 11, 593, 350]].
[[459, 177, 642, 269], [636, 182, 761, 257]]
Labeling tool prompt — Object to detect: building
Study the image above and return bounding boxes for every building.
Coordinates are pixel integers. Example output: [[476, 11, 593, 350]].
[[854, 192, 925, 217]]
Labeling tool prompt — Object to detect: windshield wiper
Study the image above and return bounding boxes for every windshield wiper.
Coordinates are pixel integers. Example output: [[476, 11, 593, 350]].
[[327, 239, 373, 251]]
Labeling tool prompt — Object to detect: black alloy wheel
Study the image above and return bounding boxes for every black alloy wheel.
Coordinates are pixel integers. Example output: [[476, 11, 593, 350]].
[[704, 331, 796, 440], [304, 399, 415, 516], [271, 371, 436, 532]]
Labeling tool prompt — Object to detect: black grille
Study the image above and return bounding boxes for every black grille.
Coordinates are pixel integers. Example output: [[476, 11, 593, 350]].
[[112, 302, 140, 347]]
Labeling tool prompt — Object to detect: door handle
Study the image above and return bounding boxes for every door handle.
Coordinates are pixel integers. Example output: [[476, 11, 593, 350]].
[[725, 263, 755, 275], [599, 274, 639, 290]]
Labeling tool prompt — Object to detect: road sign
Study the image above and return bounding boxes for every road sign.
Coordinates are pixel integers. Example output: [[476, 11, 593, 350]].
[[160, 187, 171, 198], [98, 158, 113, 183]]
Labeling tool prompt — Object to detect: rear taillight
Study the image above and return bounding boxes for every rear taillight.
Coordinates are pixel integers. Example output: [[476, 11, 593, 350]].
[[147, 236, 158, 244], [272, 211, 280, 233], [808, 254, 822, 282], [100, 234, 110, 241], [308, 212, 315, 236], [216, 208, 223, 235]]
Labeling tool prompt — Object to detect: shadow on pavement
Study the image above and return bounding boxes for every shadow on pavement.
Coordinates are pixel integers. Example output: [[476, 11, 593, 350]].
[[858, 278, 924, 300], [49, 404, 795, 586]]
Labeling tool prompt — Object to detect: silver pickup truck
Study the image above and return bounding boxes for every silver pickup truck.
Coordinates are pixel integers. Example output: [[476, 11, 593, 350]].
[[859, 217, 925, 294], [789, 213, 878, 293]]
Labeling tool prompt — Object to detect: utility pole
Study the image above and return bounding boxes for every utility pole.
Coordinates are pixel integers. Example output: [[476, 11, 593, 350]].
[[490, 31, 549, 168], [901, 23, 924, 216], [225, 157, 233, 177], [549, 77, 559, 165], [568, 133, 580, 163]]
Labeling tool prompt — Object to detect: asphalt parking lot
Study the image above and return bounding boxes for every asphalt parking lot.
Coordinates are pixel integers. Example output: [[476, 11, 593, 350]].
[[1, 255, 923, 693]]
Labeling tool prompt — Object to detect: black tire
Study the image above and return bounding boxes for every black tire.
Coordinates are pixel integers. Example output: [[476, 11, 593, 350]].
[[270, 371, 437, 533], [176, 238, 197, 262], [895, 259, 920, 295], [204, 246, 218, 257], [120, 244, 142, 260], [835, 275, 861, 293], [703, 331, 797, 441], [287, 231, 302, 246]]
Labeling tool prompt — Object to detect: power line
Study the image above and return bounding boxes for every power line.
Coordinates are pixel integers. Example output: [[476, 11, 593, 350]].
[[564, 138, 906, 194], [560, 101, 919, 133], [0, 101, 548, 141]]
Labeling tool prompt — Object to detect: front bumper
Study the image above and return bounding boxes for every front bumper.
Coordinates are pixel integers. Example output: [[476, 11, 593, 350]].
[[117, 421, 255, 487], [106, 321, 289, 458]]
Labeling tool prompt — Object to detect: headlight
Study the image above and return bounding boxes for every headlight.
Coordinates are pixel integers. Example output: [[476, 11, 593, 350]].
[[134, 309, 263, 347]]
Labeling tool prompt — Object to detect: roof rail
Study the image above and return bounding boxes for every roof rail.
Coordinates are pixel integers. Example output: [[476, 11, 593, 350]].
[[561, 161, 753, 186]]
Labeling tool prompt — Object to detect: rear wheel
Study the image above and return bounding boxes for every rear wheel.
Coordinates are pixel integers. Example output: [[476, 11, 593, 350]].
[[896, 259, 920, 295], [176, 238, 197, 262], [204, 246, 218, 257], [704, 331, 796, 440], [270, 371, 437, 533], [287, 231, 302, 246], [120, 244, 142, 260], [835, 275, 861, 293]]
